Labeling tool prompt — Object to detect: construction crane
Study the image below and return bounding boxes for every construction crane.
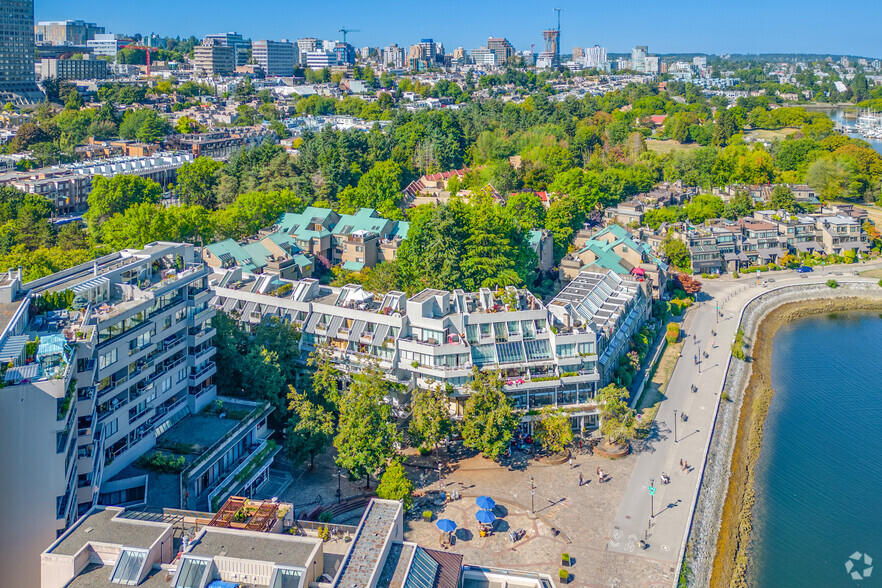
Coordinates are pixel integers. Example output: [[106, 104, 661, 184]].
[[123, 44, 159, 76], [553, 7, 564, 31], [338, 27, 360, 44]]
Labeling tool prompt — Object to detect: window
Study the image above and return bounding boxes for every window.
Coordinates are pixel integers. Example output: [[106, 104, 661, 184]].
[[174, 556, 211, 588], [110, 547, 148, 585], [177, 367, 187, 383], [270, 567, 304, 588], [99, 348, 118, 370], [161, 377, 172, 393], [106, 418, 118, 437]]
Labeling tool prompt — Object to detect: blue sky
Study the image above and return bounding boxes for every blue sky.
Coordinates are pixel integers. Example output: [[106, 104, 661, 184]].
[[36, 0, 882, 58]]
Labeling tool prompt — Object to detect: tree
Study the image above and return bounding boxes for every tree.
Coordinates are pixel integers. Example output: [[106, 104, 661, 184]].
[[533, 406, 573, 454], [461, 368, 519, 460], [337, 160, 403, 219], [119, 109, 171, 142], [673, 273, 702, 295], [683, 194, 724, 224], [84, 175, 162, 236], [769, 185, 801, 213], [409, 384, 452, 453], [286, 386, 335, 470], [723, 192, 755, 220], [307, 343, 342, 407], [376, 461, 414, 509], [334, 369, 400, 488], [176, 157, 222, 208], [64, 90, 84, 111], [595, 384, 636, 446], [661, 237, 691, 271]]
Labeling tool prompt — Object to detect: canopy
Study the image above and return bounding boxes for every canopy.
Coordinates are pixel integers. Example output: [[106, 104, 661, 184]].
[[475, 510, 496, 525], [435, 519, 457, 533], [475, 496, 495, 511], [37, 334, 67, 359], [0, 335, 28, 363]]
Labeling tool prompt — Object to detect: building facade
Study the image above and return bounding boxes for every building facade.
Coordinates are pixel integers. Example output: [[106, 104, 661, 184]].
[[34, 20, 104, 45], [487, 37, 516, 62], [0, 0, 44, 104], [0, 243, 217, 587], [252, 39, 295, 77], [193, 43, 235, 76], [86, 33, 128, 57], [202, 32, 250, 66], [40, 56, 108, 80]]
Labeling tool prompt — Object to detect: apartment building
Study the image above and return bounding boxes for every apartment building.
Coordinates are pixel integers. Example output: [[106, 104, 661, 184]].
[[86, 33, 129, 57], [487, 37, 516, 62], [212, 268, 649, 432], [194, 43, 235, 76], [8, 170, 92, 214], [34, 20, 104, 45], [252, 40, 296, 77], [0, 0, 45, 105], [43, 498, 555, 588], [203, 32, 250, 66], [168, 128, 276, 160], [39, 56, 108, 80], [0, 243, 217, 587], [203, 233, 313, 280]]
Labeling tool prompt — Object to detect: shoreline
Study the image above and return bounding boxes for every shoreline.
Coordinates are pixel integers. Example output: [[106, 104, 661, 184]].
[[709, 296, 882, 587]]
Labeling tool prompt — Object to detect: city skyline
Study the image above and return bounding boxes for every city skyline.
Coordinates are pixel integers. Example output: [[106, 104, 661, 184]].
[[35, 0, 882, 59]]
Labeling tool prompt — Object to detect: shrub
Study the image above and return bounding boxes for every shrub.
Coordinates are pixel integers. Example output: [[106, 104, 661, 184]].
[[721, 392, 731, 402], [318, 510, 333, 523], [826, 279, 838, 289], [666, 323, 680, 344], [559, 569, 569, 582], [878, 279, 882, 288], [733, 271, 740, 279], [562, 553, 571, 565], [423, 510, 433, 521]]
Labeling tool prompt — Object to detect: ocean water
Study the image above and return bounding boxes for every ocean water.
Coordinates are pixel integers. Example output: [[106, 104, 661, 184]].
[[750, 312, 882, 587]]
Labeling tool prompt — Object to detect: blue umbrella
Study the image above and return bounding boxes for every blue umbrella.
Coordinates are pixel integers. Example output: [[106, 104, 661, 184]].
[[475, 510, 496, 525], [476, 496, 496, 511], [436, 519, 457, 533]]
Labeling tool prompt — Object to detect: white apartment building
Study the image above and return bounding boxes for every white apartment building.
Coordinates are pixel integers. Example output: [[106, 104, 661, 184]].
[[252, 39, 295, 77], [471, 46, 497, 66], [383, 44, 405, 68], [86, 33, 128, 57], [305, 50, 338, 69], [585, 45, 607, 68], [211, 268, 649, 432], [296, 37, 319, 65], [0, 242, 217, 587]]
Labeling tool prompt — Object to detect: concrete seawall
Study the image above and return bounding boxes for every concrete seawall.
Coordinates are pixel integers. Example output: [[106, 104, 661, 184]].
[[683, 280, 882, 587]]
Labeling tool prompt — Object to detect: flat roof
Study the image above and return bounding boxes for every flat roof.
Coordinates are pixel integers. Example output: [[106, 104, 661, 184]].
[[188, 527, 318, 568], [49, 508, 169, 556], [66, 563, 169, 588]]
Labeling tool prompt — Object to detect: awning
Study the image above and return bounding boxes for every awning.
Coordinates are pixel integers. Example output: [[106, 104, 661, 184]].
[[0, 335, 28, 363], [630, 267, 645, 276], [37, 334, 67, 358], [5, 363, 39, 383]]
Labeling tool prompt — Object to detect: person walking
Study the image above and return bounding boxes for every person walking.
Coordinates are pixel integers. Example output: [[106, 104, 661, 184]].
[[596, 467, 602, 483], [579, 473, 584, 487], [684, 461, 690, 471], [569, 457, 574, 468], [679, 458, 684, 471]]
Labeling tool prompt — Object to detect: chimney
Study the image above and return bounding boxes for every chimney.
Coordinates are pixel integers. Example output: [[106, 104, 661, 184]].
[[93, 261, 98, 277], [17, 267, 22, 280]]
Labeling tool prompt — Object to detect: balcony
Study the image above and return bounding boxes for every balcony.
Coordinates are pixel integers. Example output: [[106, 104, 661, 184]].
[[188, 362, 216, 385], [207, 439, 281, 512]]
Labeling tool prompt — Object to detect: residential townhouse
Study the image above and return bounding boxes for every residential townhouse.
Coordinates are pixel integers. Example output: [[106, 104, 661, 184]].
[[0, 243, 233, 587], [203, 233, 313, 280], [211, 267, 650, 434], [562, 224, 668, 299]]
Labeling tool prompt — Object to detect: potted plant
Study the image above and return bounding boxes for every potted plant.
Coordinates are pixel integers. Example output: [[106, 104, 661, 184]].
[[562, 553, 570, 566], [559, 569, 569, 584], [422, 510, 433, 522]]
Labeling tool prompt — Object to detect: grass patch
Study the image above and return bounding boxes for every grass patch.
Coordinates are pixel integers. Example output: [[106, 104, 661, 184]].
[[859, 268, 882, 279], [635, 340, 682, 437], [645, 138, 703, 154]]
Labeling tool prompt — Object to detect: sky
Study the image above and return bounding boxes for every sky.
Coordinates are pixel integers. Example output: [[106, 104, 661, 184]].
[[35, 0, 882, 58]]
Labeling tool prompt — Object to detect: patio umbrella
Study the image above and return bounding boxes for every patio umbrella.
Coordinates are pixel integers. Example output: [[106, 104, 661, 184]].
[[436, 519, 457, 533], [476, 496, 496, 511], [475, 510, 496, 525]]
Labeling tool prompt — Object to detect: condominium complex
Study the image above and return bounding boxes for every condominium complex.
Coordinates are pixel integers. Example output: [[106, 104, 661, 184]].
[[487, 37, 516, 62], [252, 39, 296, 77], [295, 37, 319, 65], [0, 0, 44, 104], [193, 42, 235, 76], [383, 44, 405, 68], [34, 19, 104, 45], [212, 267, 650, 431], [0, 243, 218, 587], [86, 33, 129, 57], [471, 46, 497, 66], [305, 50, 338, 69], [43, 498, 555, 588]]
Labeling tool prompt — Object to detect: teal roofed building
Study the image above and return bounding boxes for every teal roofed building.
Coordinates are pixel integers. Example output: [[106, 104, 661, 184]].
[[560, 224, 668, 299], [202, 231, 313, 280]]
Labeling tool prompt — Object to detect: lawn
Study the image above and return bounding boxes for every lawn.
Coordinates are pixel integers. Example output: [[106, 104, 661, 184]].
[[742, 127, 799, 142], [635, 339, 683, 437], [645, 139, 704, 154]]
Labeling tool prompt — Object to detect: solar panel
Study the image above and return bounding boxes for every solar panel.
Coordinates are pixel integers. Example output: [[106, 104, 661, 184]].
[[404, 548, 440, 588]]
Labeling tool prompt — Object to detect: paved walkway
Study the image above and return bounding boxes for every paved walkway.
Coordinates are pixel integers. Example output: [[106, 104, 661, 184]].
[[606, 262, 882, 585]]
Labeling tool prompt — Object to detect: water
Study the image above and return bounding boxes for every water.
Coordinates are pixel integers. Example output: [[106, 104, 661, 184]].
[[822, 107, 882, 156], [751, 312, 882, 587]]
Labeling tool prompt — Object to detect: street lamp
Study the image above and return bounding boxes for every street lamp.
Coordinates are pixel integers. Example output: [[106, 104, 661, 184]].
[[438, 459, 443, 496], [336, 466, 341, 503], [649, 478, 655, 519], [673, 409, 678, 443]]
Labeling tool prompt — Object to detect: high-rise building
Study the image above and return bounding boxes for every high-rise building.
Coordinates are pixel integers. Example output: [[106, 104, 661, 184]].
[[538, 29, 560, 68], [0, 0, 43, 104], [252, 39, 295, 77], [202, 32, 250, 66], [86, 33, 129, 57], [471, 46, 497, 66], [487, 37, 516, 63], [334, 42, 355, 65], [0, 243, 218, 587], [305, 50, 338, 69], [296, 37, 319, 65], [40, 56, 108, 80], [452, 46, 467, 64], [193, 41, 235, 76], [572, 46, 584, 62], [34, 19, 104, 45], [382, 44, 405, 68], [585, 45, 607, 67]]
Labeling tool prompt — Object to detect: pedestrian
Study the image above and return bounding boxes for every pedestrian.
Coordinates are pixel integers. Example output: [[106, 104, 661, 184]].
[[596, 467, 601, 483], [694, 354, 698, 364], [579, 473, 584, 487], [569, 457, 573, 468], [684, 461, 689, 471], [679, 458, 684, 471], [579, 439, 583, 450]]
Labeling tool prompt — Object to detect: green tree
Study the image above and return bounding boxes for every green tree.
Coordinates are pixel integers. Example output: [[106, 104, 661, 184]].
[[533, 406, 573, 454], [723, 192, 755, 220], [769, 185, 801, 213], [286, 386, 335, 470], [661, 237, 691, 271], [307, 343, 342, 407], [334, 369, 401, 488], [461, 368, 519, 460], [84, 175, 162, 236], [595, 384, 636, 446], [338, 160, 403, 219], [176, 157, 222, 208], [376, 460, 414, 509], [409, 384, 452, 453], [64, 90, 84, 110], [684, 194, 724, 224]]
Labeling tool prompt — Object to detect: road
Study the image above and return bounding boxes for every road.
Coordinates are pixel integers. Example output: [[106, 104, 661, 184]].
[[605, 262, 882, 576]]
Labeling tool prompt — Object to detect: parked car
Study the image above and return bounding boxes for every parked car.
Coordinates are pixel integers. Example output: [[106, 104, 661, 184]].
[[796, 266, 813, 273]]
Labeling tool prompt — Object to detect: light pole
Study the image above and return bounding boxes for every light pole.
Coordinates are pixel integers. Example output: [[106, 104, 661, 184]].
[[673, 409, 678, 443], [530, 476, 535, 514], [649, 478, 655, 519], [438, 459, 443, 497], [337, 466, 341, 503]]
